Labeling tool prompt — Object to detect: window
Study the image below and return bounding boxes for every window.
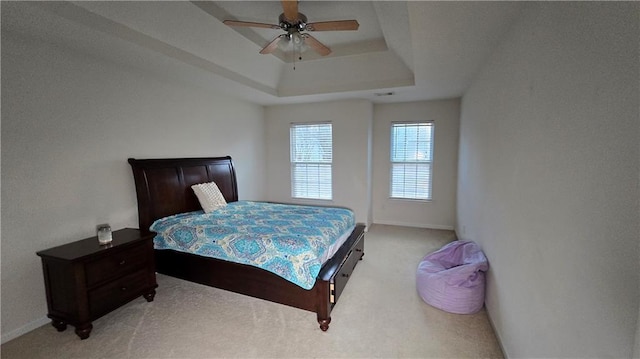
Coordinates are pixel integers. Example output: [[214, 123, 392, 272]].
[[290, 123, 332, 200], [390, 122, 434, 200]]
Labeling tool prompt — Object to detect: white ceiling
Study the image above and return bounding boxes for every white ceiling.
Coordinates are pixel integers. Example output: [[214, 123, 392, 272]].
[[1, 1, 525, 105]]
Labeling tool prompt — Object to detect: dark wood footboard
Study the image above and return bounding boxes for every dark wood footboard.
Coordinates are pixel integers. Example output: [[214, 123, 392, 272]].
[[155, 223, 365, 330], [316, 224, 365, 328]]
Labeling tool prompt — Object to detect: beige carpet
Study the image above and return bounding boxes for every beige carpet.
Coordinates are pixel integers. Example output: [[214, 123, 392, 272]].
[[2, 224, 504, 358]]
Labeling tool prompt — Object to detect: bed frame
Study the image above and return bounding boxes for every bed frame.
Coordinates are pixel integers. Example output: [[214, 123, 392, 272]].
[[128, 156, 365, 331]]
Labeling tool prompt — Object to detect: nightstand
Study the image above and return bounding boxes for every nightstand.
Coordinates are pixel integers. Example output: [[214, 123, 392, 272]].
[[36, 228, 157, 339]]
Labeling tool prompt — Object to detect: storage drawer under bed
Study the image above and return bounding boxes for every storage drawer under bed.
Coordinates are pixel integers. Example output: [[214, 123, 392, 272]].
[[330, 232, 364, 304]]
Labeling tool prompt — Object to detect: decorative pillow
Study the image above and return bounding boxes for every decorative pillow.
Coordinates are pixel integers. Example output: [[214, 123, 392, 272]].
[[191, 181, 227, 213]]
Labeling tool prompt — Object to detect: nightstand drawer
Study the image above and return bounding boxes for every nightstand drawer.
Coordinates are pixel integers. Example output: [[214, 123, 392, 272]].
[[85, 243, 148, 287], [88, 269, 150, 318]]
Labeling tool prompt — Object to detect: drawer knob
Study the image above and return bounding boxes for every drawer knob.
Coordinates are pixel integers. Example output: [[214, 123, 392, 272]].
[[342, 273, 350, 278], [120, 286, 127, 291], [119, 260, 126, 265]]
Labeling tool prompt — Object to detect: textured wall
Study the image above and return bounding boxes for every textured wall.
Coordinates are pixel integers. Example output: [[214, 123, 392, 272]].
[[264, 100, 373, 225], [1, 30, 265, 342], [457, 2, 639, 357], [372, 100, 459, 229]]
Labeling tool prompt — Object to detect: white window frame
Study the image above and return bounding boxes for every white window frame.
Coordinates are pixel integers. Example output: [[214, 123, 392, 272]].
[[389, 121, 434, 201], [290, 122, 333, 200]]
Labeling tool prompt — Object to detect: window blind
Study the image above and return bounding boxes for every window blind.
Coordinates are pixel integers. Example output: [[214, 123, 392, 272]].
[[390, 122, 433, 200], [290, 123, 332, 200]]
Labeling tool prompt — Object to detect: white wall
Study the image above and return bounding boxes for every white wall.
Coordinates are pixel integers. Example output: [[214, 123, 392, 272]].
[[635, 306, 640, 358], [265, 100, 373, 226], [372, 100, 459, 229], [265, 99, 460, 230], [1, 30, 266, 342], [636, 175, 640, 359], [457, 2, 639, 358]]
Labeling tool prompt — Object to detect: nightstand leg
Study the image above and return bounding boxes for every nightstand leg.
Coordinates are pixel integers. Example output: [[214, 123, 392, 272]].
[[51, 319, 67, 332], [143, 289, 156, 302], [75, 323, 93, 340]]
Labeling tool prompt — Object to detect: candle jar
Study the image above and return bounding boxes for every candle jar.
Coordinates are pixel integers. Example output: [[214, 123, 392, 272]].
[[97, 224, 112, 245]]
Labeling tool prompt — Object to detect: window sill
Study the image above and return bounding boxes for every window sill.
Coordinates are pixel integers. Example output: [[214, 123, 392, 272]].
[[388, 197, 432, 203]]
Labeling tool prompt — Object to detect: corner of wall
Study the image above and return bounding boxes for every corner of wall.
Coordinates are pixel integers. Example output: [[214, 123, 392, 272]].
[[1, 316, 49, 344]]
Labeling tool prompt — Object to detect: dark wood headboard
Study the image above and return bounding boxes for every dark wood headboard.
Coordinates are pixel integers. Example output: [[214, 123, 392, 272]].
[[128, 156, 238, 232]]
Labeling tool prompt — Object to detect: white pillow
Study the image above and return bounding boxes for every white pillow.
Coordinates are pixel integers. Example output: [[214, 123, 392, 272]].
[[191, 181, 227, 213]]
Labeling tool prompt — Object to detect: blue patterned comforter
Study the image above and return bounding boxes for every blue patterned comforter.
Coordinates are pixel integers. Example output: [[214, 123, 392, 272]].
[[150, 201, 356, 289]]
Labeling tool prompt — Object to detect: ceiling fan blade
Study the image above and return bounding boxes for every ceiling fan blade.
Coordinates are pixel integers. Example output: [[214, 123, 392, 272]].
[[260, 34, 286, 54], [281, 0, 299, 22], [223, 20, 281, 30], [303, 34, 331, 56], [306, 20, 359, 31]]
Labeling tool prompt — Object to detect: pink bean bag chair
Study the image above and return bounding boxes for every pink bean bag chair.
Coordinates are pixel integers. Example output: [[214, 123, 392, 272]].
[[416, 241, 488, 314]]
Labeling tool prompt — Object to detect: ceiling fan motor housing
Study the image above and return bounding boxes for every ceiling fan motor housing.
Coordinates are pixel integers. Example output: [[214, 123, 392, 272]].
[[279, 13, 308, 32]]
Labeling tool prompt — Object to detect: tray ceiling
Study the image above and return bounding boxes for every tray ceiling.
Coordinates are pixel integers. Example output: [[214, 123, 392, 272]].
[[1, 1, 525, 105]]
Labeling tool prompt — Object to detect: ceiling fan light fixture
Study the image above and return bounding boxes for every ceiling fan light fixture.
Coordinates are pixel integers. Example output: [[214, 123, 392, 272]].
[[277, 34, 291, 50], [276, 32, 309, 54], [291, 32, 309, 53]]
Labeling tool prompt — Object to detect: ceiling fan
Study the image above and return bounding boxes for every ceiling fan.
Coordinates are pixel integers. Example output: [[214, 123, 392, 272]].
[[223, 0, 359, 57]]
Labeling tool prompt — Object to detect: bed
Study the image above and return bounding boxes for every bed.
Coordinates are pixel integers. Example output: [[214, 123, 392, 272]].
[[128, 156, 365, 331]]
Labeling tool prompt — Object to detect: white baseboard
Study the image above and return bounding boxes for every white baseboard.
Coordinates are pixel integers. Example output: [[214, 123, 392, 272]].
[[1, 316, 49, 344], [372, 220, 454, 231], [485, 307, 509, 358]]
